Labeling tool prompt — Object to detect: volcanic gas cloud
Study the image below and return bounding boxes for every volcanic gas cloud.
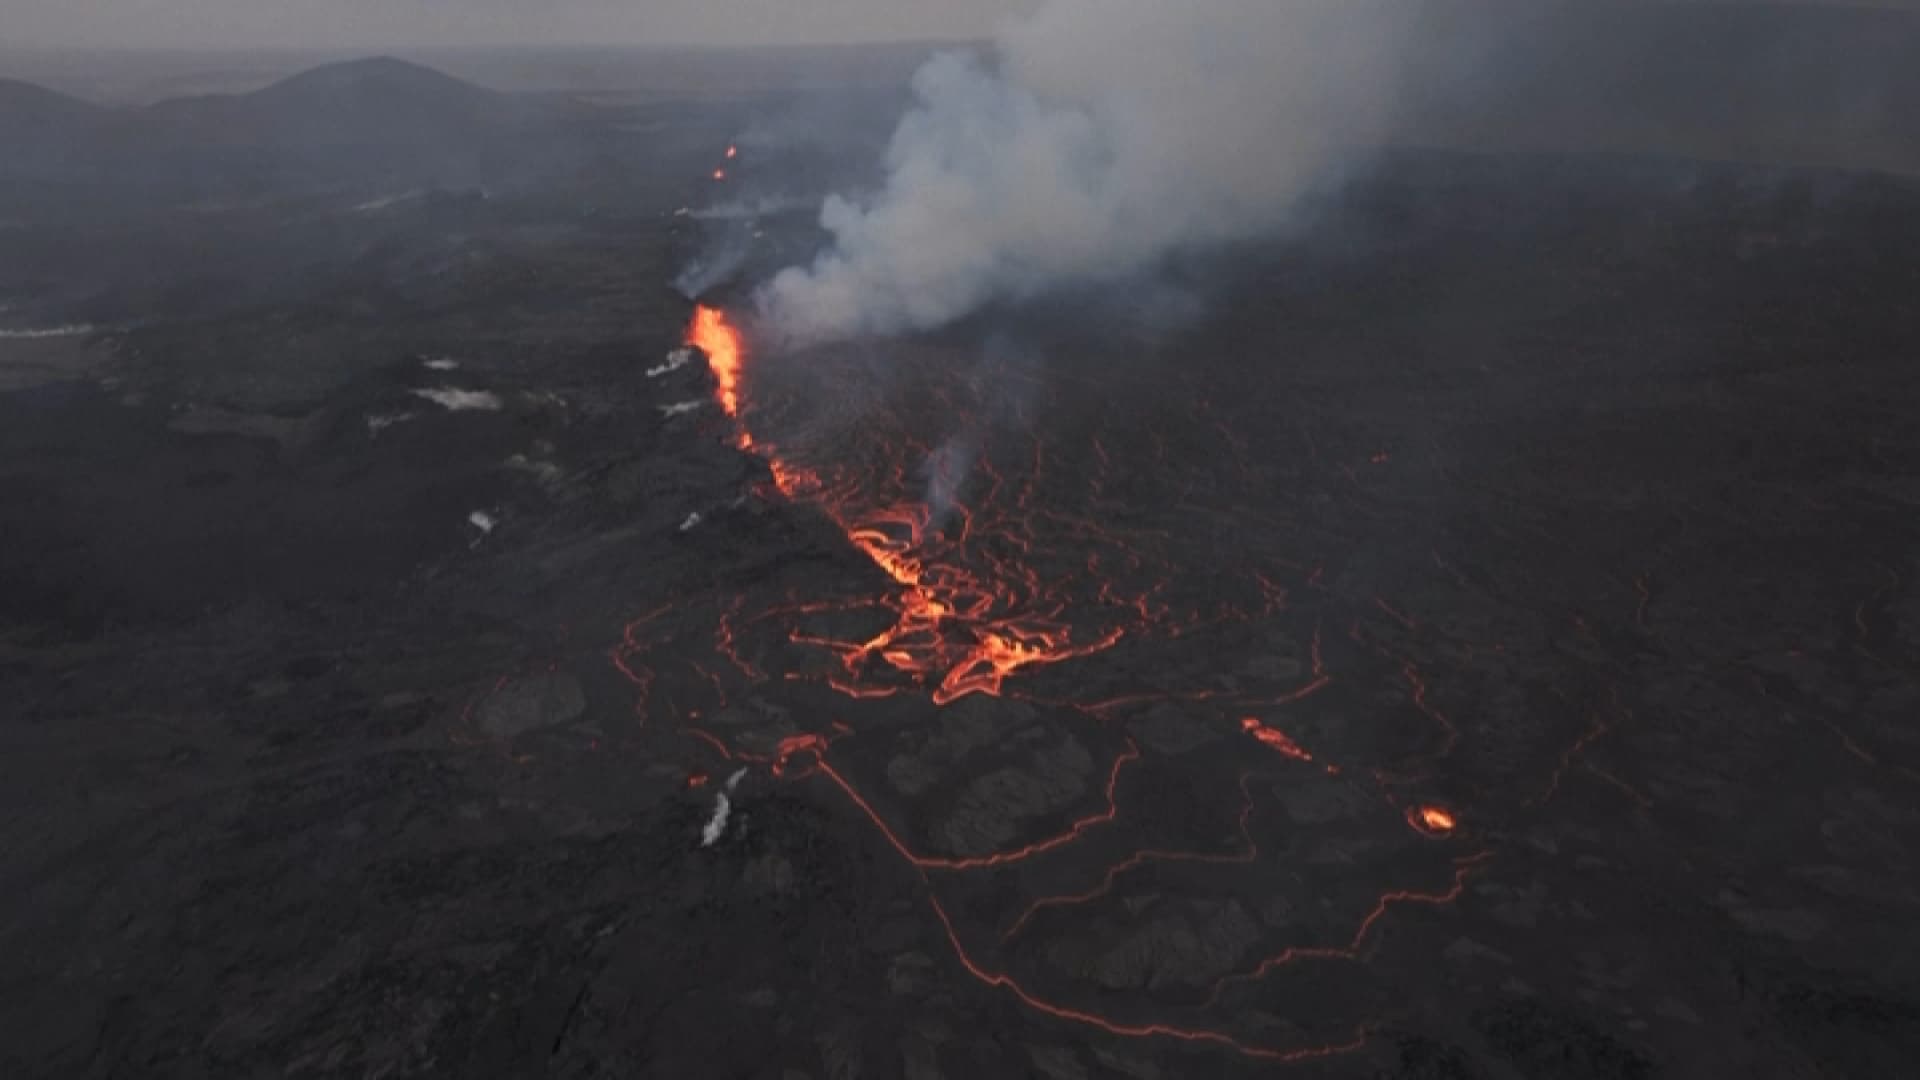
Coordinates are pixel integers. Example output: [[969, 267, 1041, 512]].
[[755, 0, 1414, 345]]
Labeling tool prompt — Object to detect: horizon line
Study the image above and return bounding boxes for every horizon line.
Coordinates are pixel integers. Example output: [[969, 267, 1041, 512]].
[[0, 37, 988, 57]]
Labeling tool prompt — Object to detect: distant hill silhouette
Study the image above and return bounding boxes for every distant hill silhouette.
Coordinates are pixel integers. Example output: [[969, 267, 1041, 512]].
[[0, 77, 109, 145], [0, 78, 115, 184], [140, 57, 538, 149], [0, 57, 601, 204], [256, 55, 494, 103], [0, 78, 105, 125]]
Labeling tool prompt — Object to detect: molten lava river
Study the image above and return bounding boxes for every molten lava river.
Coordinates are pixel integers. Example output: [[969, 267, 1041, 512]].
[[602, 303, 1609, 1065]]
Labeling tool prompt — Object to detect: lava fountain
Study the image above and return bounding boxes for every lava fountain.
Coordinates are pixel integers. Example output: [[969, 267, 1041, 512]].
[[686, 305, 748, 445]]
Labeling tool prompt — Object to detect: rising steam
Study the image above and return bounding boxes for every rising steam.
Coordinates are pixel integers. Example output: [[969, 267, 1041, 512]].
[[756, 0, 1414, 345]]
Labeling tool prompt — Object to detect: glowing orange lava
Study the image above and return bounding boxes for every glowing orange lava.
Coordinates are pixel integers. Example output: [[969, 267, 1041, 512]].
[[682, 305, 1129, 703], [686, 305, 748, 444], [1241, 716, 1313, 761], [1210, 851, 1492, 1001], [1409, 804, 1457, 835]]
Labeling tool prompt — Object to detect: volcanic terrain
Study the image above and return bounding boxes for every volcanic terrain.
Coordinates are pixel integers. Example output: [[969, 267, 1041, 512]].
[[4, 34, 1920, 1080]]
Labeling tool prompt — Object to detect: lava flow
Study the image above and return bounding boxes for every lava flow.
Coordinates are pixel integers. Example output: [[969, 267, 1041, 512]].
[[684, 305, 1129, 700], [687, 305, 746, 437], [1408, 804, 1458, 836], [1242, 716, 1314, 762], [612, 301, 1542, 1066]]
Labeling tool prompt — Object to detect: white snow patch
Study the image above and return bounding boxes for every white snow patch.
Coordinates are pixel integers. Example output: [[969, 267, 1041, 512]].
[[659, 399, 706, 418], [678, 512, 703, 533], [505, 454, 563, 485], [422, 357, 461, 371], [352, 190, 424, 213], [700, 768, 749, 847], [467, 510, 498, 548], [411, 387, 503, 412], [0, 324, 94, 339], [646, 348, 694, 379], [366, 411, 416, 434]]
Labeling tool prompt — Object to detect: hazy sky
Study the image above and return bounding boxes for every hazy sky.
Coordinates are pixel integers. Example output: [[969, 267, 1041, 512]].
[[2, 0, 1044, 50], [12, 1, 1920, 51]]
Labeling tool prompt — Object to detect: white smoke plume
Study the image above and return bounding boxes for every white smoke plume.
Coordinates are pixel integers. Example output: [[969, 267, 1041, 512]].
[[689, 195, 811, 221], [700, 767, 749, 847], [756, 0, 1415, 346], [646, 347, 695, 379], [672, 220, 755, 300], [921, 433, 978, 532]]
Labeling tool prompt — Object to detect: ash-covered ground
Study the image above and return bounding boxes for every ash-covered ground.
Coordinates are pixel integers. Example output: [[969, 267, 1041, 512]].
[[5, 49, 1920, 1080]]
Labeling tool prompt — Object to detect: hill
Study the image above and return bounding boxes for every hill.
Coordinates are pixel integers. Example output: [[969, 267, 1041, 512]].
[[0, 77, 107, 138], [141, 57, 533, 149]]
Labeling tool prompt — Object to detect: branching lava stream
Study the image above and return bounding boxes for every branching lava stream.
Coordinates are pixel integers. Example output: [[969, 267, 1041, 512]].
[[598, 302, 1617, 1065]]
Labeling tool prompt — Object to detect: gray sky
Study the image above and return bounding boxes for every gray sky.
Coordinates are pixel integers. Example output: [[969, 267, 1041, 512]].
[[1, 0, 1043, 50], [10, 1, 1920, 51]]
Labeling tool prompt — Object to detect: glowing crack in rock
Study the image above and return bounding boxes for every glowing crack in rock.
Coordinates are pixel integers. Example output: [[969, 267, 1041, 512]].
[[1241, 716, 1314, 761]]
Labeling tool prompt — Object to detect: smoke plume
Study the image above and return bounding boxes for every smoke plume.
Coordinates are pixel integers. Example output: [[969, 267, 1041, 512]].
[[673, 218, 756, 300], [756, 0, 1415, 345]]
